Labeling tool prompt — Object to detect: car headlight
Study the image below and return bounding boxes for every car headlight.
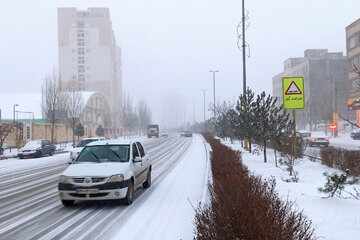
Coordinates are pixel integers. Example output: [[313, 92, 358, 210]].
[[59, 175, 71, 183], [107, 174, 124, 182]]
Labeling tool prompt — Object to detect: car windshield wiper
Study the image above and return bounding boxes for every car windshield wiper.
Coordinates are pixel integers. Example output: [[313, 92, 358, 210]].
[[89, 151, 100, 162], [107, 147, 123, 161]]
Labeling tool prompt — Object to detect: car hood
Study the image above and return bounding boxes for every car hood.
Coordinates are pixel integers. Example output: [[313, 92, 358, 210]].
[[19, 146, 39, 151], [62, 162, 129, 177]]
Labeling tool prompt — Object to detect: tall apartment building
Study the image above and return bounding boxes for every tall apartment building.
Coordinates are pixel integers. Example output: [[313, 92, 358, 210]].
[[57, 8, 122, 109], [272, 49, 349, 130], [346, 18, 360, 124], [161, 95, 185, 129]]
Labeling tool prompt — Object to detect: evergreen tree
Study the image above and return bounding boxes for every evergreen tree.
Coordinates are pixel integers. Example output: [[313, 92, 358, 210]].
[[235, 88, 256, 153], [318, 169, 359, 198], [253, 92, 276, 162], [74, 123, 84, 141], [96, 125, 105, 136]]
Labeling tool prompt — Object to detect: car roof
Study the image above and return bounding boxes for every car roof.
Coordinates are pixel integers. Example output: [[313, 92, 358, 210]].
[[81, 137, 105, 140], [298, 130, 310, 133], [86, 139, 138, 146], [311, 132, 327, 136]]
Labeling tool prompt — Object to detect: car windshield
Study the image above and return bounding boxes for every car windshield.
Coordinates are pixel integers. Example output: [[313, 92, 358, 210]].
[[76, 139, 98, 148], [311, 132, 327, 137], [24, 140, 41, 148], [75, 145, 130, 163]]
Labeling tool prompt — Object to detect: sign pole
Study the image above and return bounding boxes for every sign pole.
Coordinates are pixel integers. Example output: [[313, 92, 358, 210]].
[[293, 109, 297, 159]]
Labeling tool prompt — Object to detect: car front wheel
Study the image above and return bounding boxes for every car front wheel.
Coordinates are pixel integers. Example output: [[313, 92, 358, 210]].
[[35, 151, 42, 158], [61, 200, 74, 206], [124, 180, 134, 205], [49, 150, 54, 156]]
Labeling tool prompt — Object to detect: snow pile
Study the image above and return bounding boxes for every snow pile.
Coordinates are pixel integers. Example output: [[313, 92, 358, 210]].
[[224, 140, 360, 240]]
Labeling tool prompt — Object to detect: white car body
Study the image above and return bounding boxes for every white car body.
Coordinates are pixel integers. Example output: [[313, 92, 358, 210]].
[[69, 137, 105, 162], [308, 132, 329, 147], [58, 139, 151, 206]]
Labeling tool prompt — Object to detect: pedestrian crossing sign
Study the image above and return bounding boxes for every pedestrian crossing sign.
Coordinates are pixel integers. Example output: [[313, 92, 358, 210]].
[[282, 77, 305, 109]]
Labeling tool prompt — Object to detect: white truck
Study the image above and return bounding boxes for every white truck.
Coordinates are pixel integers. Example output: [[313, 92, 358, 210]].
[[147, 124, 159, 138]]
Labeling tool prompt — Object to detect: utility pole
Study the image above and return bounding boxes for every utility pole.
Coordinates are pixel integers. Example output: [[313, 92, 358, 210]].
[[242, 0, 247, 94], [209, 70, 219, 126], [241, 0, 249, 149], [201, 89, 207, 122]]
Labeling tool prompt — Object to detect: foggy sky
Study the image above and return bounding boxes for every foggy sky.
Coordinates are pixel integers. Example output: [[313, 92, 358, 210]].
[[1, 0, 360, 125]]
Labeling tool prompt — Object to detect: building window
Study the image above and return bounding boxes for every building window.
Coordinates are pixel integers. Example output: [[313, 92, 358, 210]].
[[77, 12, 90, 18], [78, 65, 85, 73], [78, 48, 85, 55], [77, 21, 84, 28], [77, 40, 85, 46], [78, 56, 85, 64], [77, 30, 85, 38], [349, 36, 357, 49], [78, 74, 85, 82]]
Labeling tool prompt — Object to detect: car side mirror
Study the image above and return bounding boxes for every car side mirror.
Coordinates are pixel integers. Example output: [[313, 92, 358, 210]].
[[133, 156, 142, 163]]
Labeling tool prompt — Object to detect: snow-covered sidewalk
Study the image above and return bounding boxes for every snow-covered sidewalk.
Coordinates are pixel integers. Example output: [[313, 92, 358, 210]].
[[224, 140, 360, 240], [113, 134, 210, 240]]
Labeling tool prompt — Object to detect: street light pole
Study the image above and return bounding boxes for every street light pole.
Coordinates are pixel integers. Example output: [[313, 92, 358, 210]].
[[13, 104, 19, 123], [209, 70, 219, 124], [201, 89, 207, 122]]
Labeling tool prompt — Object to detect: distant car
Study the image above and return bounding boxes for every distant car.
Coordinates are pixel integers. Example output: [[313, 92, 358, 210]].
[[350, 129, 360, 140], [308, 132, 329, 147], [70, 137, 106, 162], [184, 130, 193, 137], [160, 131, 168, 137], [180, 131, 186, 137], [0, 141, 8, 155], [18, 139, 56, 159], [58, 139, 151, 206], [298, 130, 311, 138]]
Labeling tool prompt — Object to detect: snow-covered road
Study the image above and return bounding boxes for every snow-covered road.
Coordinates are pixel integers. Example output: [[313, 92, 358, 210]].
[[0, 134, 210, 240]]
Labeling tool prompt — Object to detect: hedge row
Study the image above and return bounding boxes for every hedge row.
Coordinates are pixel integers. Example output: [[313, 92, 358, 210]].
[[320, 147, 360, 177], [194, 133, 315, 240]]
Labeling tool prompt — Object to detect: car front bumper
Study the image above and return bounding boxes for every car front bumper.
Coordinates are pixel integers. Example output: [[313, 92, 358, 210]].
[[18, 151, 38, 157], [309, 141, 329, 146], [58, 180, 129, 201]]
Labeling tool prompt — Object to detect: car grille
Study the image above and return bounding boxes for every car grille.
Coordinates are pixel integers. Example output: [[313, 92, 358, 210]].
[[69, 193, 109, 198], [69, 193, 86, 198], [72, 177, 106, 183]]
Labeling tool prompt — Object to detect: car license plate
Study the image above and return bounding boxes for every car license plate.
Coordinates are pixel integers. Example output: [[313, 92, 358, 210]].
[[76, 189, 99, 194]]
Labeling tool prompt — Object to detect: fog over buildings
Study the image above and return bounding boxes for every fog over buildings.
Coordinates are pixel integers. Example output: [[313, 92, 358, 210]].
[[2, 0, 360, 127]]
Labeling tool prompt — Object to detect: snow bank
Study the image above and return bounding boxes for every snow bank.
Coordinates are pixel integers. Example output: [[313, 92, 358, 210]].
[[224, 140, 360, 240]]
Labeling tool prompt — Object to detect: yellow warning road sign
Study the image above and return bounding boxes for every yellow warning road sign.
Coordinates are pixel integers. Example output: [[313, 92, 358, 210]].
[[333, 113, 338, 123], [282, 77, 305, 109]]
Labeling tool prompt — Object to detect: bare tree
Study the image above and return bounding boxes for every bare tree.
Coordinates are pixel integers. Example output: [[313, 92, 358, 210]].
[[137, 98, 152, 135], [41, 69, 66, 143], [62, 76, 84, 146], [121, 93, 138, 136], [0, 122, 20, 149]]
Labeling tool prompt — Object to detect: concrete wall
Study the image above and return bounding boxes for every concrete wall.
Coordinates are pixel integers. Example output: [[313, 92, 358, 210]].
[[2, 122, 109, 147]]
